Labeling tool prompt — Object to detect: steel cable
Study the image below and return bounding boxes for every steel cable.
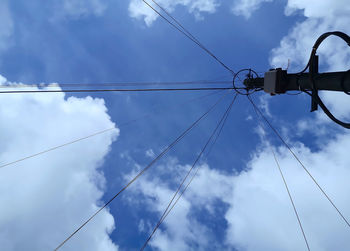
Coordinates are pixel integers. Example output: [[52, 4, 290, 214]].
[[250, 99, 310, 251], [0, 80, 232, 89], [140, 93, 237, 251], [0, 89, 226, 170], [53, 91, 230, 251], [247, 95, 350, 229], [142, 0, 235, 75], [0, 87, 235, 94]]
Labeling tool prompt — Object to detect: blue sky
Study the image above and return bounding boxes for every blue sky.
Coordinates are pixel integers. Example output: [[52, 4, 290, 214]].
[[0, 0, 350, 251]]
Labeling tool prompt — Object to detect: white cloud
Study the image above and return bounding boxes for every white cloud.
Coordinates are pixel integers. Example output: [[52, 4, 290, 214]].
[[247, 0, 350, 243], [262, 0, 350, 126], [0, 75, 119, 250], [269, 18, 350, 72], [146, 149, 156, 158], [125, 159, 232, 250], [126, 128, 350, 250], [269, 1, 350, 70], [258, 94, 272, 117], [284, 0, 350, 18], [320, 91, 350, 122], [235, 1, 350, 245], [226, 138, 350, 251], [231, 0, 272, 19], [228, 0, 350, 74], [128, 0, 219, 26], [125, 2, 350, 250]]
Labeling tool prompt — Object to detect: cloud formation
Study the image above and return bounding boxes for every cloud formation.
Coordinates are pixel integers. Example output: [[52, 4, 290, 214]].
[[226, 137, 350, 251], [231, 0, 272, 18], [0, 75, 119, 250], [268, 0, 350, 126], [126, 1, 350, 250], [126, 127, 350, 250], [126, 160, 232, 250], [269, 0, 350, 71], [128, 0, 219, 26]]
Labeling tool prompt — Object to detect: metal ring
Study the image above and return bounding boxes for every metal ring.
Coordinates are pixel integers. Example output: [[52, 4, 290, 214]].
[[232, 68, 259, 96]]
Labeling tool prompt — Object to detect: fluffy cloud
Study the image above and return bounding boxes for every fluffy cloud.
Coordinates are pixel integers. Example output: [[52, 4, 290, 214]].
[[268, 0, 350, 125], [128, 0, 219, 26], [226, 137, 350, 251], [270, 18, 350, 72], [231, 0, 272, 18], [225, 0, 350, 127], [126, 127, 350, 250], [0, 75, 119, 250], [126, 160, 233, 250], [125, 1, 350, 250], [228, 3, 350, 250], [269, 0, 350, 70]]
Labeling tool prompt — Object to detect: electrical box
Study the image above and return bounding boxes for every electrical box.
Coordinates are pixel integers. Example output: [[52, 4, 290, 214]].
[[264, 68, 288, 94]]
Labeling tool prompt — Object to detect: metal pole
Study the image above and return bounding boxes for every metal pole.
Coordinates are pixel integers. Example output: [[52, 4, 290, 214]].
[[244, 71, 350, 93]]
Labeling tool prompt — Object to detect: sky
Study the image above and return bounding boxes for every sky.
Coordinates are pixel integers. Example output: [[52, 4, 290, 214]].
[[0, 0, 350, 251]]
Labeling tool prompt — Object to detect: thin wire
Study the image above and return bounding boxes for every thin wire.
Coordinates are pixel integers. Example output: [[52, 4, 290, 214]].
[[142, 0, 235, 75], [272, 150, 311, 251], [150, 0, 235, 75], [0, 87, 235, 94], [0, 90, 225, 170], [140, 93, 237, 251], [205, 93, 236, 156], [141, 0, 205, 50], [0, 128, 115, 169], [0, 80, 232, 89], [119, 89, 225, 128], [54, 91, 230, 251], [250, 100, 310, 251], [150, 0, 201, 44], [247, 95, 350, 229], [161, 93, 236, 224]]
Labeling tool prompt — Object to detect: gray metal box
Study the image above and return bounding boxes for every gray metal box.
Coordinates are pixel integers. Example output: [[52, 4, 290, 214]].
[[264, 69, 287, 94]]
